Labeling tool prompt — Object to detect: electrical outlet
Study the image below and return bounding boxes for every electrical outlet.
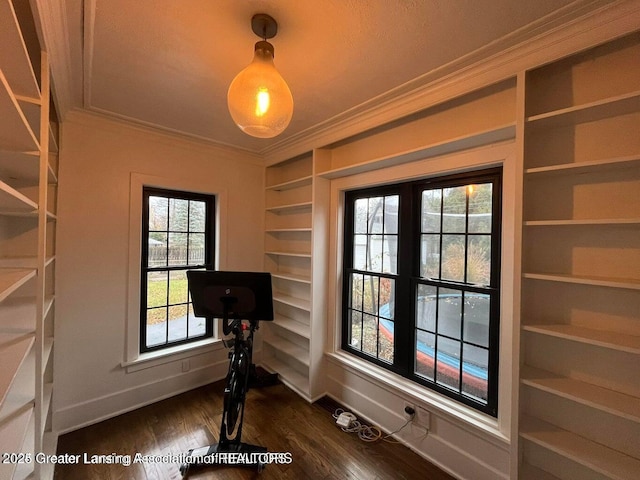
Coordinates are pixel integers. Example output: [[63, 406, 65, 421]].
[[403, 402, 416, 419]]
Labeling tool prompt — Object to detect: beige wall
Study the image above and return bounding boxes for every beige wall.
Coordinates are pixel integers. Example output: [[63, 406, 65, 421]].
[[53, 111, 265, 432]]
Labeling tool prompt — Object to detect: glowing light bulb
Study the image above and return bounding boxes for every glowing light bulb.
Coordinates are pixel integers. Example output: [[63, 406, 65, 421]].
[[227, 41, 293, 138], [255, 88, 270, 117]]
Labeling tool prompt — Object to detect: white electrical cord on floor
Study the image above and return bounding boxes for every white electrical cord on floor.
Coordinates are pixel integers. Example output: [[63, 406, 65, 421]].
[[332, 408, 416, 443]]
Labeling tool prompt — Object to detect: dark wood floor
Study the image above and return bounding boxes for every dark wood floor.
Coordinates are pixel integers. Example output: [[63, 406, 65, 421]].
[[54, 379, 454, 480]]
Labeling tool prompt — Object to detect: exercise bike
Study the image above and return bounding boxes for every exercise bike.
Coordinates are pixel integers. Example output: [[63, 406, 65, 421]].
[[180, 271, 276, 477]]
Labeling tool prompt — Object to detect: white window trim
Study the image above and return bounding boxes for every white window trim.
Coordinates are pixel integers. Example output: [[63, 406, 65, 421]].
[[326, 142, 519, 441], [123, 172, 228, 371]]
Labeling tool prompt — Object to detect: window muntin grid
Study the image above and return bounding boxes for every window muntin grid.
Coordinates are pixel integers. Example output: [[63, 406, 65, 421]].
[[342, 169, 501, 416], [140, 187, 215, 352]]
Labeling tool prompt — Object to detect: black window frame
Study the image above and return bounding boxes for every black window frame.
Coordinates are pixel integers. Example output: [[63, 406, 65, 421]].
[[342, 168, 502, 416], [140, 187, 216, 353]]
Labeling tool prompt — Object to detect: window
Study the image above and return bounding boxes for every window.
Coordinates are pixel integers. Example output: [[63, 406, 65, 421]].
[[342, 168, 501, 415], [140, 187, 216, 353]]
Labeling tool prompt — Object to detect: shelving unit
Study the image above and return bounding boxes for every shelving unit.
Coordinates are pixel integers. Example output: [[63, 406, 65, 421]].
[[0, 0, 58, 478], [261, 151, 329, 401], [518, 32, 640, 478]]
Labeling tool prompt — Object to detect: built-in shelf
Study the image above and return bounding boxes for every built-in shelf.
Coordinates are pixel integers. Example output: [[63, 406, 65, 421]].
[[0, 297, 37, 335], [0, 4, 59, 476], [317, 123, 516, 179], [264, 336, 310, 366], [273, 293, 311, 312], [0, 150, 48, 184], [41, 383, 53, 436], [519, 464, 560, 480], [272, 315, 310, 339], [0, 0, 40, 100], [271, 272, 312, 284], [265, 228, 312, 233], [520, 415, 640, 479], [523, 324, 640, 354], [0, 335, 34, 408], [524, 153, 640, 176], [262, 355, 310, 395], [521, 365, 640, 423], [524, 218, 640, 226], [0, 73, 38, 152], [266, 175, 313, 191], [0, 268, 36, 303], [0, 178, 38, 215], [519, 33, 640, 479], [523, 272, 640, 290], [0, 407, 33, 480], [265, 201, 313, 214], [0, 256, 55, 269], [526, 90, 640, 127], [18, 102, 59, 154], [0, 344, 34, 424], [265, 251, 312, 258]]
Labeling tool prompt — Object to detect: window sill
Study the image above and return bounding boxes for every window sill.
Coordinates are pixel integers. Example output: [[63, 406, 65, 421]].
[[122, 338, 224, 373], [325, 350, 510, 449]]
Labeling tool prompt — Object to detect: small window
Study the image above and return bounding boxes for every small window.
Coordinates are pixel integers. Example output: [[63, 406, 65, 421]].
[[343, 168, 501, 416], [140, 187, 216, 352]]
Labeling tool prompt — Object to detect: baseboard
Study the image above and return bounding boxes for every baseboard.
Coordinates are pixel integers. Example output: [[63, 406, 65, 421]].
[[53, 359, 228, 434], [325, 373, 509, 480]]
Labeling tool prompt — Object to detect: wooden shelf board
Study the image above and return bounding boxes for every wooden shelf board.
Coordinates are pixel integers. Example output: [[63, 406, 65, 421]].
[[524, 218, 640, 226], [0, 335, 34, 409], [0, 344, 34, 424], [0, 178, 39, 214], [0, 296, 37, 335], [273, 293, 311, 312], [0, 268, 36, 303], [264, 337, 310, 366], [519, 463, 560, 480], [0, 407, 33, 480], [0, 72, 39, 151], [525, 153, 640, 176], [261, 356, 310, 398], [271, 272, 312, 284], [14, 408, 34, 480], [266, 175, 313, 191], [271, 315, 310, 339], [44, 295, 55, 319], [0, 256, 55, 269], [265, 201, 313, 214], [526, 90, 640, 127], [41, 382, 53, 437], [48, 156, 58, 184], [521, 365, 640, 423], [317, 123, 516, 179], [523, 272, 640, 290], [0, 0, 40, 99], [266, 227, 312, 233], [0, 150, 40, 184], [265, 251, 312, 258], [43, 337, 54, 370], [523, 324, 640, 354], [520, 415, 640, 479]]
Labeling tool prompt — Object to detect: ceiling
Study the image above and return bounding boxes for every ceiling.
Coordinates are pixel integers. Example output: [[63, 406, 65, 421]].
[[52, 0, 603, 155]]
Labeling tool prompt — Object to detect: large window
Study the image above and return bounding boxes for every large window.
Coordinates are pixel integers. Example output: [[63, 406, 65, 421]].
[[342, 168, 501, 415], [140, 187, 216, 353]]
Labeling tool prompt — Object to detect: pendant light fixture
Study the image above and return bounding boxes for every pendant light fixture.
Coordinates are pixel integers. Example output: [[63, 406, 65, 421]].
[[227, 14, 294, 139]]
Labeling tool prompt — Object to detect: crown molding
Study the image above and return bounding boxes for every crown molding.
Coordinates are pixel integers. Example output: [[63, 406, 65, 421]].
[[66, 108, 264, 165], [261, 0, 640, 165], [37, 0, 640, 164], [31, 0, 75, 118]]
